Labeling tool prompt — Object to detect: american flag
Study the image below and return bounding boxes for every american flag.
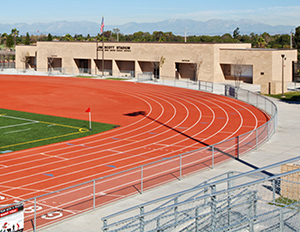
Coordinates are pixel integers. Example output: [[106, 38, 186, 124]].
[[100, 16, 104, 33]]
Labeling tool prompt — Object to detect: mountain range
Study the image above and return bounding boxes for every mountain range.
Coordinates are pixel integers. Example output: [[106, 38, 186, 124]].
[[0, 18, 295, 36]]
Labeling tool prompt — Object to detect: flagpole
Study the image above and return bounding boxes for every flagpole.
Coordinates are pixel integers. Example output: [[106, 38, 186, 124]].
[[102, 37, 104, 77], [89, 111, 92, 130], [101, 16, 105, 77], [85, 107, 92, 130], [96, 40, 98, 75]]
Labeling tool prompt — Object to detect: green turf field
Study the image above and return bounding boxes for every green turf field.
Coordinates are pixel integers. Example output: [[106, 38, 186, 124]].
[[0, 108, 118, 153]]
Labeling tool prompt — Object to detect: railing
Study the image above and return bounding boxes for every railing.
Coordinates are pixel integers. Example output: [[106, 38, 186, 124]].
[[101, 156, 300, 232], [0, 61, 15, 70], [0, 77, 277, 232]]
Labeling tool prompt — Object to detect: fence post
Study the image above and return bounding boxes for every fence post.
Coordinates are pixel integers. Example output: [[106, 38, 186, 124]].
[[195, 206, 199, 231], [141, 166, 143, 194], [174, 197, 178, 227], [249, 218, 254, 232], [139, 206, 145, 232], [279, 208, 284, 232], [256, 94, 258, 107], [265, 98, 267, 111], [156, 214, 161, 230], [34, 198, 36, 232], [236, 136, 240, 158], [267, 121, 270, 141], [211, 145, 215, 169], [272, 179, 276, 202], [255, 129, 258, 150], [227, 172, 234, 227], [247, 90, 250, 103], [93, 180, 96, 210], [103, 219, 108, 231], [253, 191, 257, 218], [180, 154, 182, 180], [210, 185, 217, 231]]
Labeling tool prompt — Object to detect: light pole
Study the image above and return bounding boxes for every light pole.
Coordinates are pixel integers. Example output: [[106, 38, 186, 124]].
[[184, 27, 187, 43], [290, 30, 294, 49], [281, 54, 286, 98]]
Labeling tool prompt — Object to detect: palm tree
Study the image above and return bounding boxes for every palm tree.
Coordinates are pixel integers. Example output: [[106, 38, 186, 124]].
[[1, 33, 8, 48], [11, 28, 19, 48]]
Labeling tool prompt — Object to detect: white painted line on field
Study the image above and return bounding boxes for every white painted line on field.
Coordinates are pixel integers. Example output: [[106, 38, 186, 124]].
[[4, 128, 32, 134], [1, 115, 39, 122], [0, 121, 39, 130]]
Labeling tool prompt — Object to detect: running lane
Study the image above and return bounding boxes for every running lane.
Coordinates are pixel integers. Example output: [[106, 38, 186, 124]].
[[0, 75, 270, 229]]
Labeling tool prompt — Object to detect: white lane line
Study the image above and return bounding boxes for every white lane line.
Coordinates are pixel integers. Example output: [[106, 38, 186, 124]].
[[0, 87, 263, 199]]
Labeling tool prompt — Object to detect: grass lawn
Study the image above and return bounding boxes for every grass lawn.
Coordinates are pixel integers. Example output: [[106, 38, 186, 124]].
[[264, 91, 300, 101], [0, 108, 118, 153], [75, 75, 98, 78], [105, 77, 129, 81]]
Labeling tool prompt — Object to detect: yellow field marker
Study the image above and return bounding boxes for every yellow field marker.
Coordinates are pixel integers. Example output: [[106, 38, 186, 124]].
[[38, 120, 84, 130], [0, 130, 88, 149]]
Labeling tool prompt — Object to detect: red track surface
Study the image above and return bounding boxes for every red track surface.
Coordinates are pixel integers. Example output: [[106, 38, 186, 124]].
[[0, 75, 269, 230]]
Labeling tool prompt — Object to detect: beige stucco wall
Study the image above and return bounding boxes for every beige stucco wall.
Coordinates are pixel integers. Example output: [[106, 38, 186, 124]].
[[16, 42, 251, 81], [16, 41, 297, 94], [220, 48, 297, 93]]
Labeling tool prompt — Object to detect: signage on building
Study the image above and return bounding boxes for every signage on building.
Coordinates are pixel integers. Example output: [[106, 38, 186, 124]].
[[97, 46, 131, 52]]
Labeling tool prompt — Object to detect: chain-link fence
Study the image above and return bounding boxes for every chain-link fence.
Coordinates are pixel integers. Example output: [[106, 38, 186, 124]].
[[0, 82, 277, 231], [102, 157, 300, 232]]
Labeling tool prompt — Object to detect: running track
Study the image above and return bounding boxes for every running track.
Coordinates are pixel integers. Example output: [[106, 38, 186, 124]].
[[0, 75, 270, 230]]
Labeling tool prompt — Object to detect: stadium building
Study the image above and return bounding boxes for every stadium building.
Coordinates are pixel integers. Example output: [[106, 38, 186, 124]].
[[16, 41, 297, 94]]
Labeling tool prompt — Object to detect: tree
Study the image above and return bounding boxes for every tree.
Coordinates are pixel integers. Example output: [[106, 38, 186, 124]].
[[24, 32, 30, 45], [1, 33, 8, 47], [61, 34, 74, 41], [11, 28, 19, 48], [221, 33, 235, 43], [151, 56, 166, 79], [47, 33, 53, 41], [190, 58, 203, 81], [294, 26, 300, 49], [233, 27, 240, 40], [276, 34, 290, 47], [6, 34, 14, 49], [20, 52, 30, 72], [112, 28, 120, 41], [256, 37, 266, 48], [262, 32, 272, 44], [233, 56, 248, 88], [152, 31, 164, 42]]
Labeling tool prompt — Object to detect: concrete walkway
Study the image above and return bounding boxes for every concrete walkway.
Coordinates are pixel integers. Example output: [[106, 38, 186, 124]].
[[36, 80, 300, 232]]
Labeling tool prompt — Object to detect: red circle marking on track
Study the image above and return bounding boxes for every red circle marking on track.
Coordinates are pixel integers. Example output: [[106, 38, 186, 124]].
[[0, 75, 270, 223]]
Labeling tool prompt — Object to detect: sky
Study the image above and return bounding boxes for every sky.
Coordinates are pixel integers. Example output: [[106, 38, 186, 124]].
[[1, 0, 299, 26]]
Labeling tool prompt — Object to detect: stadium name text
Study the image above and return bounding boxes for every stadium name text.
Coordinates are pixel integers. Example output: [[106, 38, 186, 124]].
[[97, 46, 131, 52]]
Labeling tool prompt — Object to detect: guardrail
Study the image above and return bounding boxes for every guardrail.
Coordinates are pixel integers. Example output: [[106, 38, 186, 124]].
[[101, 156, 300, 231], [0, 79, 277, 232]]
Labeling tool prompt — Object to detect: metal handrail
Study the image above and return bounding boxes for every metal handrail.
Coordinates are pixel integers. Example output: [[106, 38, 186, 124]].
[[101, 155, 300, 221], [102, 166, 300, 230]]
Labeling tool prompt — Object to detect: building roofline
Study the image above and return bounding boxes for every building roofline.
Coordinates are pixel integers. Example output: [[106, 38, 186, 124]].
[[37, 41, 251, 45]]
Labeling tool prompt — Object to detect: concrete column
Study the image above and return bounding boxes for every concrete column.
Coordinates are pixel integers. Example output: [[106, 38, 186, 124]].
[[91, 59, 96, 75], [135, 60, 142, 78], [112, 59, 119, 76]]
